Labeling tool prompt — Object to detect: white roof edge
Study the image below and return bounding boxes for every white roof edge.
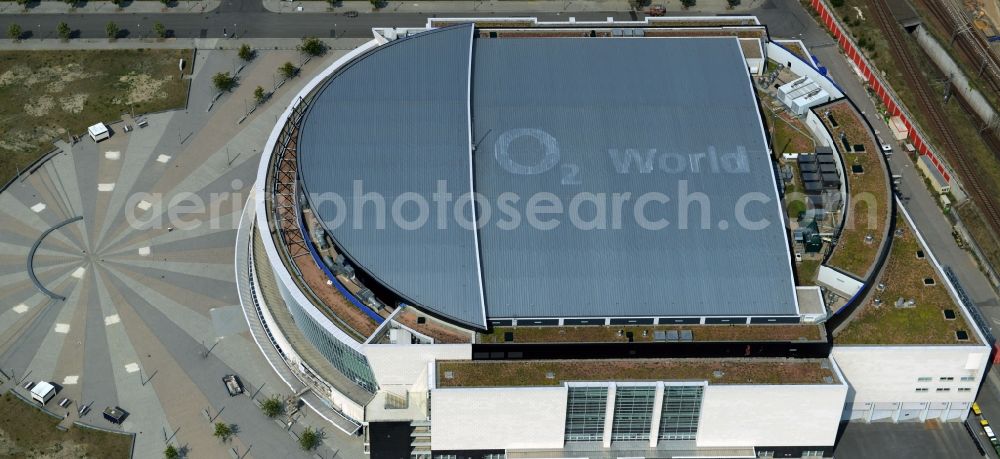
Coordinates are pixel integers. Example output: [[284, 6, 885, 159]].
[[735, 35, 800, 316], [463, 24, 489, 329], [254, 39, 382, 353]]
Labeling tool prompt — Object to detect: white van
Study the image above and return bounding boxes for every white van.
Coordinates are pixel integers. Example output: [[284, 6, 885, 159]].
[[88, 123, 110, 142], [30, 381, 56, 405]]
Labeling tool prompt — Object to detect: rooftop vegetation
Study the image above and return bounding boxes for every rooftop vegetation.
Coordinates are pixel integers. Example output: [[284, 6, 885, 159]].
[[836, 214, 977, 345], [437, 358, 837, 387], [822, 101, 891, 279]]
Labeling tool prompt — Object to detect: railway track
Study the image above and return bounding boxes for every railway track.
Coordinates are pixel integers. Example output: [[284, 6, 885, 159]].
[[919, 0, 1000, 97], [868, 0, 1000, 236]]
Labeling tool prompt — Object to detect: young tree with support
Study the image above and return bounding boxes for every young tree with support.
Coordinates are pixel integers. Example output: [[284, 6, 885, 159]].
[[212, 72, 238, 92], [8, 23, 22, 41], [57, 22, 71, 41], [279, 62, 298, 79], [106, 21, 120, 40], [239, 43, 255, 62], [298, 427, 322, 451]]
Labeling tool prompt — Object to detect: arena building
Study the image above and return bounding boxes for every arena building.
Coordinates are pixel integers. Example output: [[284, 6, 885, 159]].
[[239, 15, 991, 459]]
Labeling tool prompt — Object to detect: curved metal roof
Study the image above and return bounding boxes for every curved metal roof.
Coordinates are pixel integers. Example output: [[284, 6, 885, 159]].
[[298, 29, 798, 329], [299, 24, 485, 328]]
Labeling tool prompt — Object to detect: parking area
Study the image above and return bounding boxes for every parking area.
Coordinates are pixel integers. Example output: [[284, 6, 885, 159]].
[[834, 420, 984, 458]]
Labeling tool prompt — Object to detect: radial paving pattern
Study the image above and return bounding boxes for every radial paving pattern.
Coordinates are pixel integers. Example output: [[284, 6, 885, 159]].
[[0, 47, 362, 459]]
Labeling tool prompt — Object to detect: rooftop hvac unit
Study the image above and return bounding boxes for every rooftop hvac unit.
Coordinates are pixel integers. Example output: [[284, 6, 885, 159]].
[[322, 254, 337, 269]]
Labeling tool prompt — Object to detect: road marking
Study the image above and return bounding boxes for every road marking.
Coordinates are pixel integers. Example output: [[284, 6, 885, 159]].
[[30, 203, 46, 213], [156, 154, 172, 164], [105, 151, 120, 160], [54, 323, 70, 334], [12, 304, 28, 314], [71, 267, 86, 279], [136, 200, 152, 211], [98, 183, 115, 192], [62, 375, 79, 385], [138, 246, 150, 256], [124, 363, 140, 373], [104, 314, 120, 326]]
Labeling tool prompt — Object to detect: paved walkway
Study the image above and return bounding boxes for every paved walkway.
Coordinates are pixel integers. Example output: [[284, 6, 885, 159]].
[[0, 44, 366, 459], [0, 0, 218, 14], [0, 36, 369, 50]]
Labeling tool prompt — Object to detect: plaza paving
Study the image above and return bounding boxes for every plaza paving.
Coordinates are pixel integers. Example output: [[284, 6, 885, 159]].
[[0, 43, 365, 458]]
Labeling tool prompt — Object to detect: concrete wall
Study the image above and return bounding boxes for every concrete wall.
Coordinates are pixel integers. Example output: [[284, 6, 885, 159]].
[[765, 41, 844, 99], [430, 386, 568, 451], [832, 346, 988, 422], [364, 344, 471, 389], [913, 25, 996, 132], [696, 383, 846, 448], [807, 0, 955, 186]]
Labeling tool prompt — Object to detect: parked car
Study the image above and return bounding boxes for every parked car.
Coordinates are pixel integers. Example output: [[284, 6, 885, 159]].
[[344, 10, 359, 17], [877, 136, 892, 154], [974, 402, 983, 416], [223, 374, 244, 396]]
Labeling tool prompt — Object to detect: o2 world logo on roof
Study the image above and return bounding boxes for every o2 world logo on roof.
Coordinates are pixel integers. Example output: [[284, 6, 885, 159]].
[[494, 128, 752, 185]]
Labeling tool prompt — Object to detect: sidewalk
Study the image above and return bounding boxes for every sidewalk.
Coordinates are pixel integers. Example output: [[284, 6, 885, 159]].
[[264, 0, 764, 14], [0, 36, 370, 50], [0, 0, 218, 14]]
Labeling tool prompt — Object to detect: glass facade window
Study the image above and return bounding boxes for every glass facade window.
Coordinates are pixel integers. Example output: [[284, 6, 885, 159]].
[[658, 386, 703, 441], [565, 387, 608, 441], [611, 386, 656, 441], [279, 280, 378, 393]]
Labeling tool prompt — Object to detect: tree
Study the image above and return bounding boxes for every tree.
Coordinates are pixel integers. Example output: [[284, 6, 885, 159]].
[[369, 0, 381, 9], [105, 21, 119, 40], [298, 427, 321, 451], [15, 0, 28, 7], [297, 37, 326, 57], [64, 0, 78, 6], [110, 0, 123, 5], [160, 0, 171, 6], [279, 62, 298, 79], [238, 43, 254, 62], [727, 0, 740, 7], [260, 395, 283, 417], [153, 22, 166, 39], [253, 86, 267, 105], [212, 72, 237, 92], [213, 422, 234, 442], [830, 0, 845, 6], [680, 0, 696, 8], [57, 22, 71, 41], [8, 23, 22, 41], [164, 445, 179, 459]]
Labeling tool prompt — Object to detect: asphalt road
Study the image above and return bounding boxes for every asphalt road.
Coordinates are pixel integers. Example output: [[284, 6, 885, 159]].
[[0, 0, 818, 40], [0, 6, 639, 40]]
